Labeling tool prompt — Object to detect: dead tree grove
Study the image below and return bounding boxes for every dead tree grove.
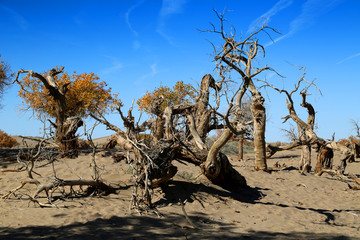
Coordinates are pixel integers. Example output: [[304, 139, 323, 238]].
[[91, 73, 252, 208]]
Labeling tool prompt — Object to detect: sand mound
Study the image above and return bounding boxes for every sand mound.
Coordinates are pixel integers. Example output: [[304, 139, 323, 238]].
[[0, 147, 359, 239]]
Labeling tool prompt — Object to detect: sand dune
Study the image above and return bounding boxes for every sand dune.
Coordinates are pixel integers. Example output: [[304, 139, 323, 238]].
[[0, 145, 359, 239]]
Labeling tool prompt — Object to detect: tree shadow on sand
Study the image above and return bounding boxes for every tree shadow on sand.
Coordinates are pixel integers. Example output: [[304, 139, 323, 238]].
[[154, 180, 264, 206], [0, 214, 354, 240]]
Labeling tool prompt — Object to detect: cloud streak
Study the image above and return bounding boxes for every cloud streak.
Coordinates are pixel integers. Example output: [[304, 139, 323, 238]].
[[100, 56, 123, 75], [157, 0, 187, 46], [265, 0, 342, 47], [337, 52, 360, 64], [139, 63, 158, 81], [0, 4, 29, 31], [125, 0, 145, 37], [247, 0, 293, 34]]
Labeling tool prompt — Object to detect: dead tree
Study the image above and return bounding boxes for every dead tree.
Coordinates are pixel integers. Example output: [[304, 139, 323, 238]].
[[264, 68, 354, 173], [201, 10, 281, 170], [263, 67, 319, 172], [12, 67, 82, 158]]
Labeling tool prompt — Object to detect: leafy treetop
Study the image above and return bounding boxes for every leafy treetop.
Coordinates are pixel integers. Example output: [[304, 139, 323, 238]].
[[136, 81, 197, 114], [18, 69, 116, 119]]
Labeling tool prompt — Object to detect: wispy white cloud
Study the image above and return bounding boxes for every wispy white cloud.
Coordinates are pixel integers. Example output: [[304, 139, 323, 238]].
[[100, 56, 123, 75], [0, 4, 29, 31], [133, 40, 141, 50], [265, 0, 342, 47], [139, 63, 158, 81], [157, 0, 188, 46], [337, 52, 360, 64], [247, 0, 293, 34], [125, 0, 145, 37]]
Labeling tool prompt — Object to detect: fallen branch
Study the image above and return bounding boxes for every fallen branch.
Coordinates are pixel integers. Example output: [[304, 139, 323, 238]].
[[3, 177, 115, 201], [349, 174, 360, 185], [347, 183, 360, 190], [315, 169, 343, 177]]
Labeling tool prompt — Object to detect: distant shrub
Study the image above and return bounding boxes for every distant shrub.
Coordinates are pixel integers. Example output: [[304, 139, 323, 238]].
[[272, 141, 282, 147], [338, 137, 359, 147], [0, 130, 17, 148], [243, 139, 254, 147], [348, 136, 359, 144], [206, 137, 254, 155], [138, 133, 152, 145], [337, 138, 350, 146], [78, 139, 90, 148]]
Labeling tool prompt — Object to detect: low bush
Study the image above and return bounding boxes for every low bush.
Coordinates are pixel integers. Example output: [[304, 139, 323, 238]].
[[78, 139, 91, 148], [0, 130, 17, 148], [206, 137, 254, 155]]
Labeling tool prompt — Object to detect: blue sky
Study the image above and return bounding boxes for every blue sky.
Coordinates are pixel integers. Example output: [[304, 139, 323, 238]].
[[0, 0, 359, 142]]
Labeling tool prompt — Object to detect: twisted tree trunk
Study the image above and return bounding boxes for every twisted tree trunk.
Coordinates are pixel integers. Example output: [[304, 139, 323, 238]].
[[56, 117, 83, 158], [251, 93, 267, 170]]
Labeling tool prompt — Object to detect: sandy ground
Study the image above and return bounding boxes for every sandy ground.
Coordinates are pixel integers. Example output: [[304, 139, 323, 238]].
[[0, 139, 359, 239]]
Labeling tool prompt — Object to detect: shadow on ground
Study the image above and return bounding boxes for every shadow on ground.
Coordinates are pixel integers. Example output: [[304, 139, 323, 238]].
[[0, 213, 355, 240], [155, 180, 264, 206]]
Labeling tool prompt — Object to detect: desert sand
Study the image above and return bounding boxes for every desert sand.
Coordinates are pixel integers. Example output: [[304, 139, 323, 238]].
[[0, 138, 359, 239]]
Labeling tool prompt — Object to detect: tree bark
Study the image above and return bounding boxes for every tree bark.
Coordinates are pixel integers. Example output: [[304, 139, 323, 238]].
[[299, 145, 311, 172], [56, 117, 83, 158], [154, 116, 165, 140], [238, 135, 244, 161], [251, 94, 267, 170], [352, 143, 359, 159], [194, 74, 217, 141]]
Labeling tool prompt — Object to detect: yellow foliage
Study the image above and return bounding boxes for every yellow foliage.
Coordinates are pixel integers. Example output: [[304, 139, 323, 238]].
[[0, 130, 17, 148], [137, 81, 197, 114], [18, 69, 117, 118]]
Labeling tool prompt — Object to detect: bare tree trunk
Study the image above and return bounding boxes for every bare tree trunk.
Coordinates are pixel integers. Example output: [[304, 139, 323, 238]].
[[154, 116, 165, 140], [238, 136, 244, 161], [194, 74, 216, 141], [56, 117, 83, 158], [203, 128, 233, 179], [315, 147, 334, 173], [200, 128, 247, 186], [251, 94, 267, 170], [299, 144, 311, 172], [352, 143, 359, 159]]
